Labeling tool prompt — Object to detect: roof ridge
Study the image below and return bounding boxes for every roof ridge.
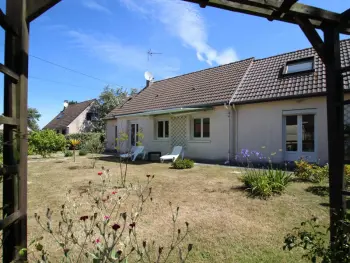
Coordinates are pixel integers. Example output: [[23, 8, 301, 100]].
[[229, 59, 255, 104], [153, 57, 255, 84], [254, 38, 350, 61]]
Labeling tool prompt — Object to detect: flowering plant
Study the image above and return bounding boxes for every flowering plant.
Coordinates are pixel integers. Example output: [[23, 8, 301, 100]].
[[31, 169, 192, 262]]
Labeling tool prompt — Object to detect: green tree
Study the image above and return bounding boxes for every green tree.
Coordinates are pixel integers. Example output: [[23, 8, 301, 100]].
[[29, 130, 66, 157], [28, 107, 41, 131], [68, 100, 78, 105], [91, 86, 129, 132]]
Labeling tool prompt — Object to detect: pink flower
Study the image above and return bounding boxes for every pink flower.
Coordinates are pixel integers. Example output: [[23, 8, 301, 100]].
[[98, 172, 103, 176], [112, 191, 117, 195], [104, 215, 110, 220], [95, 238, 100, 244]]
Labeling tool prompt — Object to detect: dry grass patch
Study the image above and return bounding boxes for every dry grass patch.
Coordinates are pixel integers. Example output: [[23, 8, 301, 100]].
[[22, 157, 329, 263]]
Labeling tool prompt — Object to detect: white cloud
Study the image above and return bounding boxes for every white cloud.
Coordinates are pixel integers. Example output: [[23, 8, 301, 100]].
[[82, 0, 111, 14], [119, 0, 238, 66], [67, 30, 180, 79]]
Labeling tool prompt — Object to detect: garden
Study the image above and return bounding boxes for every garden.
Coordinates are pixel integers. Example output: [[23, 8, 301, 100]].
[[0, 130, 348, 262]]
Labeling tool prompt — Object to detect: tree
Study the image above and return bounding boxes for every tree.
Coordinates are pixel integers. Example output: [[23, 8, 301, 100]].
[[91, 86, 129, 132], [28, 107, 41, 131], [68, 100, 78, 105]]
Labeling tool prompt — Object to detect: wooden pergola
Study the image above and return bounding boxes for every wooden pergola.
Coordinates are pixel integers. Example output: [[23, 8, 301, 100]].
[[0, 0, 349, 262]]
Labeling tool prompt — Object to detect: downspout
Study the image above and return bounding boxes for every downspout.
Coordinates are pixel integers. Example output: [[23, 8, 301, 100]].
[[227, 58, 255, 164]]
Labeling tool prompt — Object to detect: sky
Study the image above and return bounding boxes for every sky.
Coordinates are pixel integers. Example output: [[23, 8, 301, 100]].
[[0, 0, 348, 128]]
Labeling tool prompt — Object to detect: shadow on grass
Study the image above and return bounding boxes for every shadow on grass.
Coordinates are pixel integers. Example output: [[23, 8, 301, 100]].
[[97, 155, 152, 165], [68, 165, 93, 170], [306, 186, 329, 197], [320, 200, 350, 208], [204, 185, 246, 194]]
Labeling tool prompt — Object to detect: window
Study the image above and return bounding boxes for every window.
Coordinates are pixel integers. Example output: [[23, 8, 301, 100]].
[[284, 58, 314, 74], [130, 123, 139, 146], [86, 112, 98, 121], [193, 118, 210, 138], [157, 120, 169, 138]]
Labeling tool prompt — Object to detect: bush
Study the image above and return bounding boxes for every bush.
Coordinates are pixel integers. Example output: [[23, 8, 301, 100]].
[[65, 132, 105, 150], [82, 135, 105, 168], [294, 159, 329, 183], [64, 151, 73, 157], [240, 168, 292, 198], [79, 149, 87, 156], [284, 217, 350, 263], [171, 159, 194, 169], [29, 130, 66, 157]]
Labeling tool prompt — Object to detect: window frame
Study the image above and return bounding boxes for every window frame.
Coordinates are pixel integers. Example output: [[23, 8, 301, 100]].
[[282, 57, 315, 76], [192, 117, 210, 139], [156, 119, 169, 139]]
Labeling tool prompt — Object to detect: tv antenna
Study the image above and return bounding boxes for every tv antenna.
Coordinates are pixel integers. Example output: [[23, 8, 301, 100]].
[[147, 49, 162, 61]]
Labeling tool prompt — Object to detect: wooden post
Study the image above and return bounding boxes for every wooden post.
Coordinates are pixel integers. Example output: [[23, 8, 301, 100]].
[[3, 0, 29, 261], [323, 24, 346, 243]]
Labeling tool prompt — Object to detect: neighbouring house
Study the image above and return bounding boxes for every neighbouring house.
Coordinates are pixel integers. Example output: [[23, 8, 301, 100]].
[[105, 39, 350, 164], [43, 99, 97, 134]]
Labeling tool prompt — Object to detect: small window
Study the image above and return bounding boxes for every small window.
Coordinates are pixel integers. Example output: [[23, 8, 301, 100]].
[[284, 58, 314, 74], [57, 113, 64, 119], [157, 120, 169, 138], [193, 118, 210, 138], [87, 112, 98, 121]]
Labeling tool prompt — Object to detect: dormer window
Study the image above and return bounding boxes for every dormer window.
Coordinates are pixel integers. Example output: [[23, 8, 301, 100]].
[[283, 57, 314, 75]]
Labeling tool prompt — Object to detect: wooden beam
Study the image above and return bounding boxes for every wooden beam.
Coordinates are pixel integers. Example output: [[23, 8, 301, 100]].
[[185, 0, 350, 34], [0, 211, 21, 230], [269, 0, 298, 20], [339, 8, 350, 27], [199, 0, 209, 8], [26, 0, 61, 22], [0, 63, 19, 83], [295, 16, 325, 63], [323, 24, 346, 244], [0, 9, 18, 36], [0, 116, 19, 126]]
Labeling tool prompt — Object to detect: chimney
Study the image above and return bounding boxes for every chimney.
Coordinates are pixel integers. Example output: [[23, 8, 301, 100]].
[[146, 80, 150, 87], [63, 100, 69, 110]]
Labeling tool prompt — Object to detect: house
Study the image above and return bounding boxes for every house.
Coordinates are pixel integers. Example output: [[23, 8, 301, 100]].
[[105, 39, 350, 164], [44, 99, 97, 134]]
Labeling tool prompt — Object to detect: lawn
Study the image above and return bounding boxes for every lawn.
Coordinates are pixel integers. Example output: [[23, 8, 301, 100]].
[[24, 156, 329, 263]]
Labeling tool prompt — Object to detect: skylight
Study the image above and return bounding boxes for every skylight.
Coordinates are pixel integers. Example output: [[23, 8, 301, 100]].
[[57, 113, 64, 119], [284, 58, 314, 74]]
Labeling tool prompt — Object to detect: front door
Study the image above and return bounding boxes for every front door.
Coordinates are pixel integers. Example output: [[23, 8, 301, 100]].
[[130, 123, 139, 147], [284, 114, 316, 162]]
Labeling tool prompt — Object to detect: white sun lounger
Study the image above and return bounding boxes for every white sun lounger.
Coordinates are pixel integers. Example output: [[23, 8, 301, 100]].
[[119, 146, 144, 162], [160, 146, 183, 163]]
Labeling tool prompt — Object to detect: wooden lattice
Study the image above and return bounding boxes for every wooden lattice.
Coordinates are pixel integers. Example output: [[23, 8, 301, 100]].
[[170, 116, 187, 149]]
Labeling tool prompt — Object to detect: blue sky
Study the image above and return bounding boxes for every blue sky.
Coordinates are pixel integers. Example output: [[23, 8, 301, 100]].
[[0, 0, 348, 127]]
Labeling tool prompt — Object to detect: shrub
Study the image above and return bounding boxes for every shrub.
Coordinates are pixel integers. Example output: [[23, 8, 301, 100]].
[[64, 151, 73, 157], [284, 217, 350, 263], [82, 135, 105, 168], [240, 168, 292, 198], [65, 132, 104, 150], [294, 159, 328, 183], [78, 149, 87, 156], [0, 132, 2, 154], [171, 159, 194, 169], [29, 130, 66, 157]]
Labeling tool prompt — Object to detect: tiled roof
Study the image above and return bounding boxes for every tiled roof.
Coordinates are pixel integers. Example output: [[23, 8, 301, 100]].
[[231, 39, 350, 103], [107, 39, 350, 118], [44, 99, 95, 130], [106, 58, 254, 118]]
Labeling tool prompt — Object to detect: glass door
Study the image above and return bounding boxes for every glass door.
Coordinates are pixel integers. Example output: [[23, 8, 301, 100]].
[[130, 123, 139, 146], [284, 114, 316, 162]]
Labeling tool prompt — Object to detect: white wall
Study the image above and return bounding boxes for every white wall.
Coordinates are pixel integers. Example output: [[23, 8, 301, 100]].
[[105, 106, 231, 161], [67, 104, 93, 134], [235, 95, 350, 164]]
